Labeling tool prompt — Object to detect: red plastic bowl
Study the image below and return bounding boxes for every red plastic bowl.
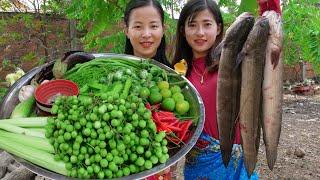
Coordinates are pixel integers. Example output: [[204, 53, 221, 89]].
[[34, 80, 79, 112]]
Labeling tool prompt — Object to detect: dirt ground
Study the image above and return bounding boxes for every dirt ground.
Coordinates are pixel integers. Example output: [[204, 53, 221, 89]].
[[257, 94, 320, 180]]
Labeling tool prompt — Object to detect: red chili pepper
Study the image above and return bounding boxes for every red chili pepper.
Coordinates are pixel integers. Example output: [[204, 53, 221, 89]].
[[157, 111, 174, 117], [169, 121, 179, 127], [165, 124, 182, 132], [145, 103, 151, 110], [158, 117, 178, 122], [185, 120, 193, 129], [175, 120, 192, 141], [152, 112, 160, 123], [147, 102, 194, 145], [157, 123, 172, 133], [157, 124, 172, 133], [183, 131, 194, 142]]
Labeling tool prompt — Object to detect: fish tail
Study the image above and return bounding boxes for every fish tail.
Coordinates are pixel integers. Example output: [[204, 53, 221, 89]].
[[221, 149, 232, 167], [266, 148, 278, 170], [244, 155, 257, 178]]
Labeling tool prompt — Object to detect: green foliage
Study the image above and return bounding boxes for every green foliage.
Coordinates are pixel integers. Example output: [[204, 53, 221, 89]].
[[22, 52, 37, 62], [0, 19, 9, 45], [46, 0, 69, 15], [0, 19, 7, 32], [218, 0, 254, 33], [20, 14, 34, 29], [219, 0, 239, 15], [66, 0, 127, 52], [65, 0, 179, 54], [221, 12, 237, 29], [164, 13, 177, 60], [283, 0, 320, 74], [1, 59, 15, 70], [38, 57, 47, 66], [0, 36, 8, 46], [238, 0, 258, 15], [0, 29, 23, 45], [0, 87, 8, 102]]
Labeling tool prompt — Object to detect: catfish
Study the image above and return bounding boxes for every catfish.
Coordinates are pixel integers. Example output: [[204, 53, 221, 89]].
[[216, 12, 254, 167], [238, 16, 270, 177], [261, 10, 284, 170]]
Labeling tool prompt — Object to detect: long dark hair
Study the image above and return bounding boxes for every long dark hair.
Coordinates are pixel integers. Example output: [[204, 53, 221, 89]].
[[124, 0, 171, 67], [172, 0, 224, 76]]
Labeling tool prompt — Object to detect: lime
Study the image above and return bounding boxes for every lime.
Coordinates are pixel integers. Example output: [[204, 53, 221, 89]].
[[170, 85, 182, 94], [157, 81, 169, 90], [139, 87, 150, 98], [149, 92, 162, 105], [172, 92, 184, 102], [160, 89, 172, 98], [175, 100, 190, 115], [161, 98, 175, 111]]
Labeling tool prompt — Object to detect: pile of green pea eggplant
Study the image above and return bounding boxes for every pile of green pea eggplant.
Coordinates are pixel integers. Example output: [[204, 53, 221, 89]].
[[0, 57, 195, 179]]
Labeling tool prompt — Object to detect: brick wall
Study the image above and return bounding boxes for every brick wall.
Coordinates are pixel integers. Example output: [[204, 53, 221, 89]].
[[284, 62, 317, 82], [0, 12, 79, 80]]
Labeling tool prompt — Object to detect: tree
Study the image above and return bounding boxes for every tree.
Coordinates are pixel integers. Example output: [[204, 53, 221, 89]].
[[65, 0, 179, 53], [282, 0, 320, 74], [66, 0, 128, 53]]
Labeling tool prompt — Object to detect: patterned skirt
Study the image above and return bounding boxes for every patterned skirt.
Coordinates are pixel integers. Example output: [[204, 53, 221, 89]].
[[184, 133, 259, 180]]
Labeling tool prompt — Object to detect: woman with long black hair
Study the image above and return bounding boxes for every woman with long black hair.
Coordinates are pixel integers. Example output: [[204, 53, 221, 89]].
[[124, 0, 171, 68]]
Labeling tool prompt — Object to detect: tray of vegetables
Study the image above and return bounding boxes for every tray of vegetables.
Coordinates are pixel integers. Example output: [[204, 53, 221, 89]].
[[0, 53, 204, 179]]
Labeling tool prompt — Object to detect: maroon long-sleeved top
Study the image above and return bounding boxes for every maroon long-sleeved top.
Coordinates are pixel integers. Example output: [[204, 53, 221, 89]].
[[187, 57, 241, 144]]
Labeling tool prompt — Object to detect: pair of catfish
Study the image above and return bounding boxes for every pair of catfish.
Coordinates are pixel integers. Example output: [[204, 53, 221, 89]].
[[215, 11, 283, 177]]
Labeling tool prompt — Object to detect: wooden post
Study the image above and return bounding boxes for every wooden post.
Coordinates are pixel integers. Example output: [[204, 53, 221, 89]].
[[69, 20, 78, 50], [300, 61, 306, 82]]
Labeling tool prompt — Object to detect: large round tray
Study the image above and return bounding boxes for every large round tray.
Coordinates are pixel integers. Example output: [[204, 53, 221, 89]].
[[0, 53, 205, 180]]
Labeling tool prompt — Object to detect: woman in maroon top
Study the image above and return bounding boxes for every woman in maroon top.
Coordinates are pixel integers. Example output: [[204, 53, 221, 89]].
[[172, 0, 258, 179]]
